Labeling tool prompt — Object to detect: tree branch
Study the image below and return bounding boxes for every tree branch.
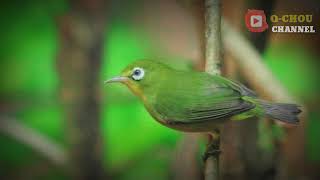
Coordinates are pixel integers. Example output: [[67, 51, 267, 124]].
[[0, 117, 68, 167], [204, 0, 222, 76], [222, 18, 306, 180], [204, 0, 222, 179], [172, 133, 201, 180], [204, 131, 220, 180], [221, 20, 296, 103], [56, 0, 106, 178]]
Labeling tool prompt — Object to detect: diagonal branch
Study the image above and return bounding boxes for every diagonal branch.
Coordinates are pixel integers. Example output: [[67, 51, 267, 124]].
[[222, 18, 306, 180], [222, 19, 297, 103], [0, 117, 68, 167]]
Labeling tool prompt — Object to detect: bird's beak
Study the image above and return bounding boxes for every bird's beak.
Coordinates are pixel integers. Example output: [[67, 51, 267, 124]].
[[104, 76, 128, 84]]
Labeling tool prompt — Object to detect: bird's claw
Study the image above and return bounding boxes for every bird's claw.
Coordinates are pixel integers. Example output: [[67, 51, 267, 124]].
[[202, 139, 221, 161], [202, 149, 221, 161]]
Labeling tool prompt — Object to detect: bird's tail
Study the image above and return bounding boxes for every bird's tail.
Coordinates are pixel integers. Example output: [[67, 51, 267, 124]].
[[258, 100, 301, 124]]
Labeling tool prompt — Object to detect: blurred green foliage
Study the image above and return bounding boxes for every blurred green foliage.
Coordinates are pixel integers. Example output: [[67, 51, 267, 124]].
[[0, 1, 180, 179], [0, 0, 67, 99], [264, 43, 320, 100], [0, 0, 320, 179], [264, 44, 320, 161]]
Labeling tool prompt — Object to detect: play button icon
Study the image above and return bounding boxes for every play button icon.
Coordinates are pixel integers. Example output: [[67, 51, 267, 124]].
[[250, 15, 263, 27], [245, 9, 268, 32]]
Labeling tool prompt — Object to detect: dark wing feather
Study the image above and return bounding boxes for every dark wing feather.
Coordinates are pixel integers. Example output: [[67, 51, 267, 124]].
[[187, 100, 254, 121], [218, 76, 257, 97]]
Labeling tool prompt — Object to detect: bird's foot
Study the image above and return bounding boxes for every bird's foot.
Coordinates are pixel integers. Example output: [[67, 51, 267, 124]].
[[202, 149, 221, 161], [202, 141, 221, 161]]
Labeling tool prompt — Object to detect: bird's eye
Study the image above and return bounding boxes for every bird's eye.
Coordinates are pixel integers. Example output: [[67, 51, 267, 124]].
[[132, 67, 145, 81]]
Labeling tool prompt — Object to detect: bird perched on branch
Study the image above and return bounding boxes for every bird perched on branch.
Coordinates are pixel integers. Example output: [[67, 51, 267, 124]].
[[105, 60, 301, 132]]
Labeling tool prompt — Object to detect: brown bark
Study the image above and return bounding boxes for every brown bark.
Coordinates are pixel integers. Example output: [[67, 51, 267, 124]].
[[171, 2, 204, 180], [220, 1, 247, 178], [56, 0, 107, 179], [203, 0, 222, 179], [172, 133, 201, 180]]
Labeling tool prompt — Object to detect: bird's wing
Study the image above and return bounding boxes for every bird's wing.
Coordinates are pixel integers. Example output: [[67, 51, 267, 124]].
[[153, 72, 255, 124]]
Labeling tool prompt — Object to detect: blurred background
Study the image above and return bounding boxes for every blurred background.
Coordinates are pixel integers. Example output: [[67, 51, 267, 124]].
[[0, 0, 319, 179]]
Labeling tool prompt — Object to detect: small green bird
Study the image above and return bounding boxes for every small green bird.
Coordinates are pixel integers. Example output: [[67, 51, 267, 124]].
[[105, 60, 301, 132]]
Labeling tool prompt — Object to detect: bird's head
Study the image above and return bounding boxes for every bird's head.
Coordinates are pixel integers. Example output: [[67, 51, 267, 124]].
[[105, 60, 169, 98]]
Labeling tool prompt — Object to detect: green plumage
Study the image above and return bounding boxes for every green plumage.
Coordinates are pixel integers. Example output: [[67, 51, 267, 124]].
[[105, 60, 301, 132]]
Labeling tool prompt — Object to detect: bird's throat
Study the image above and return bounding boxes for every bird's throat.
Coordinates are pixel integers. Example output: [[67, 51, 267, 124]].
[[124, 81, 147, 102]]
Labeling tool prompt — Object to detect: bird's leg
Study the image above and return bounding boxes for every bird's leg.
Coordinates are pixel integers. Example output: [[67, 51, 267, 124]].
[[203, 130, 221, 161]]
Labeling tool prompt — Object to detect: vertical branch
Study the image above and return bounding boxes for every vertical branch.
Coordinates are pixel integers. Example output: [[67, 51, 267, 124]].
[[56, 0, 106, 179], [219, 1, 275, 179], [204, 0, 222, 180], [172, 133, 201, 180], [204, 131, 220, 180], [204, 0, 222, 76]]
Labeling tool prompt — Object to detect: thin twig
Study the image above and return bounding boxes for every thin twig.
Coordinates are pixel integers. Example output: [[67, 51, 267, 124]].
[[204, 0, 222, 179], [0, 117, 68, 167]]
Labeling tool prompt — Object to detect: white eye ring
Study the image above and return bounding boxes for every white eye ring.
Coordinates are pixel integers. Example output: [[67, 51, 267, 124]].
[[132, 67, 145, 81]]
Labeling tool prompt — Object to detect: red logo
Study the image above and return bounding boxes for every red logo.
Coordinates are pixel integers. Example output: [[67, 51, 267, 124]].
[[245, 9, 268, 32]]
